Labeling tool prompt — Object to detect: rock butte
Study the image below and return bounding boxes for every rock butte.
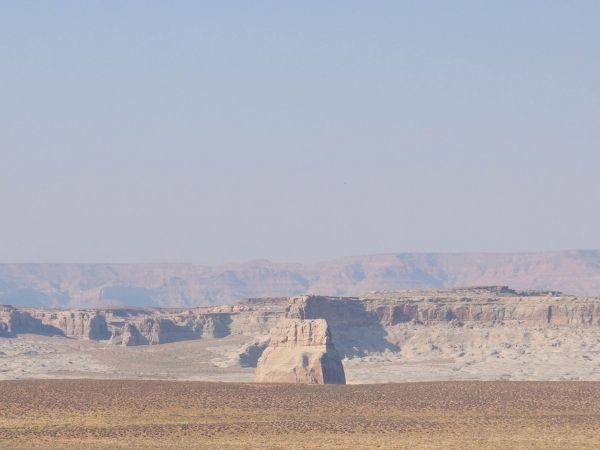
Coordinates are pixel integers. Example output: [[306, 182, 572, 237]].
[[255, 319, 346, 384]]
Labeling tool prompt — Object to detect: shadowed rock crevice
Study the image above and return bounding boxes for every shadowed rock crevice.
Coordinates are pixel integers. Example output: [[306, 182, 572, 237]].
[[0, 306, 64, 337], [238, 338, 270, 367], [109, 313, 234, 346], [285, 295, 399, 358]]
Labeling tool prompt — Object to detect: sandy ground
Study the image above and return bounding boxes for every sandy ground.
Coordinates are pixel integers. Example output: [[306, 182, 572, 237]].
[[346, 324, 600, 382], [2, 380, 600, 449], [2, 324, 600, 382], [0, 334, 254, 381]]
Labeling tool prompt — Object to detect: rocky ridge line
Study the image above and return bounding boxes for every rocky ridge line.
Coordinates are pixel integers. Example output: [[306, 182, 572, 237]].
[[2, 287, 600, 351], [3, 250, 600, 307]]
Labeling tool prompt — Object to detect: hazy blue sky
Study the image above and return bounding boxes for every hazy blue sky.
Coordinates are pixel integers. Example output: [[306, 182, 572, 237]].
[[1, 1, 599, 263]]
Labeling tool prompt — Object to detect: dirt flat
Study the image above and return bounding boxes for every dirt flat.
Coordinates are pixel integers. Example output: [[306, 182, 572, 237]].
[[1, 380, 600, 449]]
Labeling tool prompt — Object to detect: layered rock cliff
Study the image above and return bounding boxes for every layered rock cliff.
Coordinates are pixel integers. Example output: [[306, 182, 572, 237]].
[[255, 319, 346, 384], [4, 287, 600, 355], [32, 311, 111, 340], [0, 305, 65, 337], [0, 298, 286, 345], [287, 287, 600, 328]]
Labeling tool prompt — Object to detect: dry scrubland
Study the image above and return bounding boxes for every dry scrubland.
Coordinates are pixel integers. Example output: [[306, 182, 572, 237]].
[[1, 381, 600, 449]]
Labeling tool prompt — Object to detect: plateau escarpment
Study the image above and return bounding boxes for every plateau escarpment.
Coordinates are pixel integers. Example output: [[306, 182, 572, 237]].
[[287, 287, 600, 328], [284, 287, 600, 358], [3, 287, 600, 349]]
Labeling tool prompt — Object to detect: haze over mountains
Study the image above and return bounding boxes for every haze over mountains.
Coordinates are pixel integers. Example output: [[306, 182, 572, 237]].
[[2, 250, 600, 308]]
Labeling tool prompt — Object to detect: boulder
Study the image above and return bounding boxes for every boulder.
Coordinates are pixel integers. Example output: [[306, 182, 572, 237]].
[[255, 319, 346, 384]]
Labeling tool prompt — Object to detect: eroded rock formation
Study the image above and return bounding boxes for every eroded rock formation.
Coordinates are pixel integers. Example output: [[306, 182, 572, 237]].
[[286, 288, 600, 328], [34, 311, 111, 340], [4, 287, 600, 354], [255, 319, 346, 384], [0, 299, 285, 345], [0, 305, 64, 337]]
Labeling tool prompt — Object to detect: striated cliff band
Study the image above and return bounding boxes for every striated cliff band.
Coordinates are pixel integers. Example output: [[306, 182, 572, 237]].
[[3, 286, 600, 345], [3, 250, 600, 308], [2, 286, 600, 343]]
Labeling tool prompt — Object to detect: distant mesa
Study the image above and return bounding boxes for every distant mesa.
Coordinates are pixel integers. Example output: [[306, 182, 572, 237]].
[[3, 250, 600, 308], [255, 318, 346, 384]]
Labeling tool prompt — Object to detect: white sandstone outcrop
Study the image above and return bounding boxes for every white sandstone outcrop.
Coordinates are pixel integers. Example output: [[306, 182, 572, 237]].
[[255, 318, 346, 384]]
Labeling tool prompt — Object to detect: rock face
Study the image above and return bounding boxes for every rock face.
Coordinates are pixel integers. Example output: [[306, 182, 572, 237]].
[[255, 319, 346, 384], [0, 299, 285, 345], [33, 311, 111, 340], [0, 305, 64, 337], [287, 288, 600, 328]]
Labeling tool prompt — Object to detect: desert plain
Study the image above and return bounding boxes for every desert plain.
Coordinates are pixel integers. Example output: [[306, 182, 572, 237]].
[[2, 380, 600, 449]]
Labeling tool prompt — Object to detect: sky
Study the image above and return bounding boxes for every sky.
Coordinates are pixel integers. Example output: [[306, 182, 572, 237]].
[[1, 1, 599, 264]]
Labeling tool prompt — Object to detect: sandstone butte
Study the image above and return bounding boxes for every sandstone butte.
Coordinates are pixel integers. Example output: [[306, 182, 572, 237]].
[[255, 318, 346, 384]]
